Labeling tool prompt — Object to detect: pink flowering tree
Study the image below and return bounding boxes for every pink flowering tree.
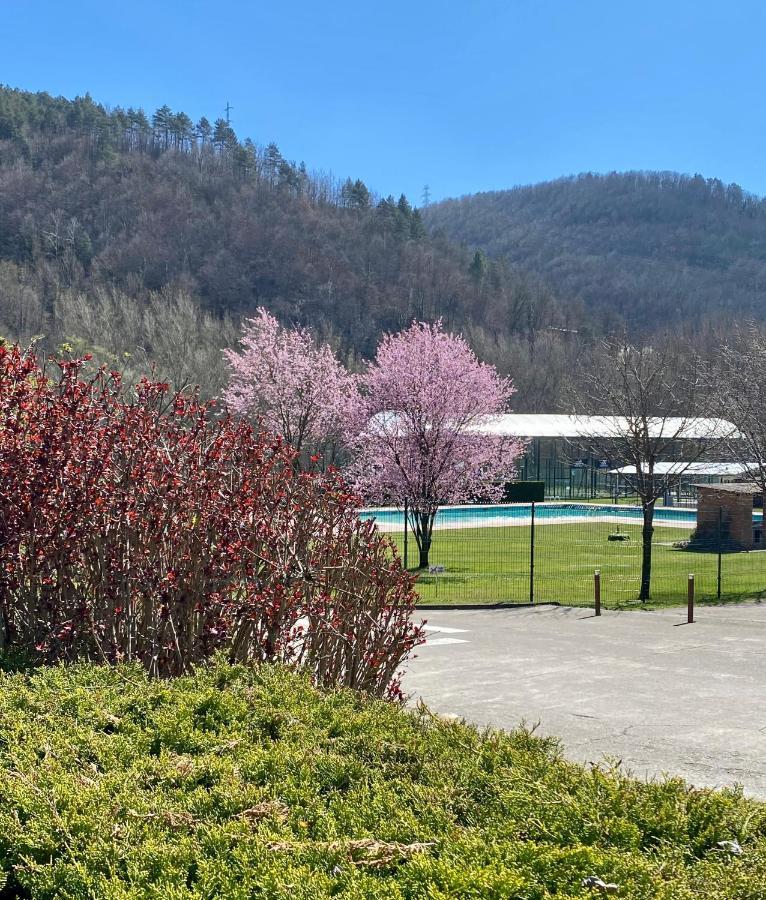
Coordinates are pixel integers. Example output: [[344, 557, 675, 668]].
[[224, 309, 356, 466], [345, 321, 525, 568]]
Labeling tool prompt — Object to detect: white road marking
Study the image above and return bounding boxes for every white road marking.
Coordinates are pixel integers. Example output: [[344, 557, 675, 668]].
[[426, 637, 469, 646], [423, 624, 469, 634]]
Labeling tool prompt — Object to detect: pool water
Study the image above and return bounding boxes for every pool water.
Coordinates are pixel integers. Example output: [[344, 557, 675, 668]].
[[360, 502, 763, 530]]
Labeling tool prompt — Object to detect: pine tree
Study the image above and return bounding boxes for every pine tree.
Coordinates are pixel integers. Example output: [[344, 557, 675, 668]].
[[212, 118, 237, 152], [195, 116, 212, 145], [152, 105, 173, 148], [172, 112, 194, 150], [263, 142, 283, 186], [341, 178, 371, 209], [469, 249, 488, 285], [128, 108, 151, 150], [410, 208, 426, 240]]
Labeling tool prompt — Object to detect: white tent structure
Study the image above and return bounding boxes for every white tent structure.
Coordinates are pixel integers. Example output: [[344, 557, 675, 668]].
[[464, 414, 737, 499], [469, 414, 737, 441], [370, 412, 740, 499], [610, 462, 756, 478]]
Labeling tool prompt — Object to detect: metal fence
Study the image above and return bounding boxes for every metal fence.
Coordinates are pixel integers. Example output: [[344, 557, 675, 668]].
[[368, 502, 766, 608]]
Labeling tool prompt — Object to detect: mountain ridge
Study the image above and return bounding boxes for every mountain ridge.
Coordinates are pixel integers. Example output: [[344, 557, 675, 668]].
[[0, 84, 582, 407], [0, 85, 762, 409], [424, 170, 766, 332]]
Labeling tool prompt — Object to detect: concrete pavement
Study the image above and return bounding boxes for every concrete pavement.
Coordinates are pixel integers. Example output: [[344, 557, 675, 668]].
[[403, 603, 766, 797]]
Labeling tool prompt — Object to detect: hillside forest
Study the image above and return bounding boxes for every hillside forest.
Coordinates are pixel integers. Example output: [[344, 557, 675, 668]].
[[0, 85, 764, 410]]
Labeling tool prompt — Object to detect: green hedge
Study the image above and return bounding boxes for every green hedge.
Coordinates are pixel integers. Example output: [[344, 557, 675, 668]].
[[0, 661, 763, 898]]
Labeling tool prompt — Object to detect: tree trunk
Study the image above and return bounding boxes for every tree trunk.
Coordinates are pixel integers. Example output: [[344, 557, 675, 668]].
[[415, 510, 434, 569], [639, 501, 655, 601]]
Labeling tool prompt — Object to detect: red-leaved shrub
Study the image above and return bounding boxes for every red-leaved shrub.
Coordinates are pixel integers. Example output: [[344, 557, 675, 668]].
[[0, 346, 422, 697]]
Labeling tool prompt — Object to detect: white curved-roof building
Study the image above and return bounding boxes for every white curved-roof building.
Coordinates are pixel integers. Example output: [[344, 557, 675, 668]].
[[470, 414, 737, 441]]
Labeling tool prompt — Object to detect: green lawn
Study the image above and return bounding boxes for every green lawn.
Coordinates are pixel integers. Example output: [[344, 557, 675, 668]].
[[384, 521, 766, 608]]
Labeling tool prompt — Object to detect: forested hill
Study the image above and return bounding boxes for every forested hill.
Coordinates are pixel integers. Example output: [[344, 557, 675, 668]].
[[0, 86, 581, 408], [3, 86, 762, 410], [424, 172, 766, 331]]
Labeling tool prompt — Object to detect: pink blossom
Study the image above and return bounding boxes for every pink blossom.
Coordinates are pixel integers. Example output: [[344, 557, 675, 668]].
[[344, 321, 526, 566], [224, 309, 356, 460]]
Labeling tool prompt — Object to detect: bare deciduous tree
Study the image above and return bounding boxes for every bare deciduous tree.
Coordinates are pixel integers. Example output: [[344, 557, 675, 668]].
[[714, 323, 766, 506], [54, 285, 237, 398], [571, 338, 727, 601]]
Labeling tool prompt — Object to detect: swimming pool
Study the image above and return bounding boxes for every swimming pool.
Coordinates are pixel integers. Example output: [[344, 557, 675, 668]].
[[359, 502, 763, 531]]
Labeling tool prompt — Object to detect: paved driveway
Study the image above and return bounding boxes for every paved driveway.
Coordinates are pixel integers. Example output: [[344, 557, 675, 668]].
[[403, 603, 766, 797]]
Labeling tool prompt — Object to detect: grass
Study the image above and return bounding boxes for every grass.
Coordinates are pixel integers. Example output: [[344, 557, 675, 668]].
[[384, 521, 766, 608], [1, 660, 765, 898]]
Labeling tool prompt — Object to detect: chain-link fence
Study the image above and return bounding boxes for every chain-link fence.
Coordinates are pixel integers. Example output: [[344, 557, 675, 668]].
[[364, 502, 766, 607]]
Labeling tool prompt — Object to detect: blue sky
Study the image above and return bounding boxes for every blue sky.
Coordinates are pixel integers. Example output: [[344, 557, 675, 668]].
[[3, 0, 765, 203]]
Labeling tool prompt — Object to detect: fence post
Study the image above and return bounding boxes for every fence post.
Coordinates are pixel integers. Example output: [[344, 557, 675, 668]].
[[403, 499, 408, 570], [529, 501, 535, 605], [717, 505, 723, 600], [594, 569, 601, 616], [687, 573, 695, 624]]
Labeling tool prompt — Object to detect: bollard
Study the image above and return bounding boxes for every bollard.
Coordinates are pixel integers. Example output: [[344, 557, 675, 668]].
[[717, 505, 723, 600], [594, 569, 601, 616], [687, 573, 695, 624]]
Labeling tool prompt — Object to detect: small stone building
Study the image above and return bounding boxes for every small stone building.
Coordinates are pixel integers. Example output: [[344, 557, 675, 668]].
[[692, 483, 764, 551]]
